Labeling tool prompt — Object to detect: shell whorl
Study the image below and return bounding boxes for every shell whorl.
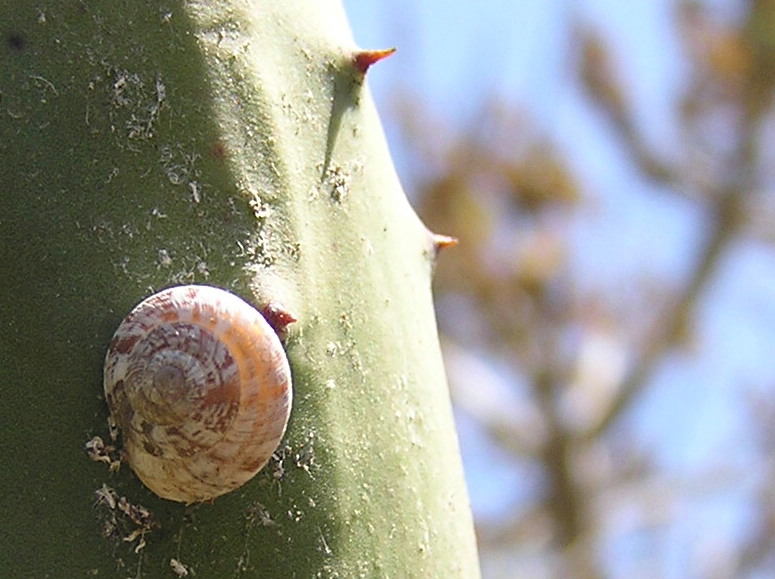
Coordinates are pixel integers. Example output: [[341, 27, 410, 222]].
[[103, 285, 292, 503]]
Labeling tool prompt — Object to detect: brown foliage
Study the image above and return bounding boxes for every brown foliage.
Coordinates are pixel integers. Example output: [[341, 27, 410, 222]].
[[385, 1, 775, 576]]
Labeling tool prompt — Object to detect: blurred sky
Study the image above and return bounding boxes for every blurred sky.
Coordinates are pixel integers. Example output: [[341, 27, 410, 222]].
[[342, 0, 775, 575]]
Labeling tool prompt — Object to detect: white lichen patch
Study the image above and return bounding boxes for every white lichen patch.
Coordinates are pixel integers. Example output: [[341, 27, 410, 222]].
[[326, 165, 350, 203], [85, 435, 121, 472], [159, 144, 201, 187], [157, 248, 173, 268], [189, 181, 202, 203], [93, 484, 155, 554], [236, 501, 284, 574], [267, 445, 289, 495], [294, 431, 318, 479], [246, 502, 276, 529], [169, 558, 190, 577], [97, 67, 168, 140]]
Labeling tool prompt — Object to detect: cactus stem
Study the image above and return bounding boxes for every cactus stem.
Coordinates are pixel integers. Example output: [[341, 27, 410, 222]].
[[353, 48, 397, 74]]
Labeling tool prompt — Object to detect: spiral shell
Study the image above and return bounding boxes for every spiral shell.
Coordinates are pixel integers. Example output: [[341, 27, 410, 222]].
[[103, 285, 292, 503]]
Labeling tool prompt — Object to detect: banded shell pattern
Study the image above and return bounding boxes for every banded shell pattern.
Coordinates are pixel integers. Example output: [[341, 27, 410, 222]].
[[103, 285, 292, 503]]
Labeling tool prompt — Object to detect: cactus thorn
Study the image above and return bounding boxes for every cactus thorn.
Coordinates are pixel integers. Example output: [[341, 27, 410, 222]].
[[353, 47, 397, 74], [261, 302, 297, 335], [431, 234, 459, 255]]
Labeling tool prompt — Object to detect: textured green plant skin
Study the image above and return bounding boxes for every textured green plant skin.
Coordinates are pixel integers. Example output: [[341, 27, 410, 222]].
[[0, 1, 480, 576]]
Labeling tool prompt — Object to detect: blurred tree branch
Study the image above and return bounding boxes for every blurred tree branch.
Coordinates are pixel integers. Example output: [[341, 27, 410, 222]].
[[388, 0, 775, 577]]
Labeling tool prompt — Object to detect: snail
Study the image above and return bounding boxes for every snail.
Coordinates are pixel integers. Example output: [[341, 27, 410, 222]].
[[103, 285, 293, 503]]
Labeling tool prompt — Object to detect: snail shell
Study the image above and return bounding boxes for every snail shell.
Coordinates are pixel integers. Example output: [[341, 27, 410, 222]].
[[103, 285, 292, 503]]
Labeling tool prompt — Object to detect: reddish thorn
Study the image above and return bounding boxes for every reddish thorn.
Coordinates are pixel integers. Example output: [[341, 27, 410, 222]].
[[354, 47, 397, 74], [209, 140, 228, 161], [431, 234, 459, 255], [261, 302, 297, 334]]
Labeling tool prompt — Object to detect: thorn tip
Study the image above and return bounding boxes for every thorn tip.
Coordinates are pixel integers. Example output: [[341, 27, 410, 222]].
[[431, 234, 458, 260], [354, 47, 397, 74], [432, 234, 458, 252]]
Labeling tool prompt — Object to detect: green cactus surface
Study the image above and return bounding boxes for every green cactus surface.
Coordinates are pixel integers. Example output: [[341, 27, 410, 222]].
[[0, 1, 480, 576]]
